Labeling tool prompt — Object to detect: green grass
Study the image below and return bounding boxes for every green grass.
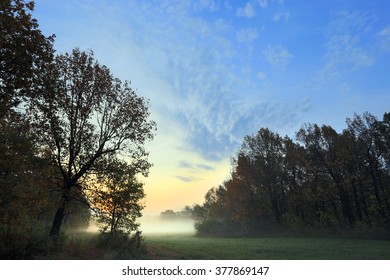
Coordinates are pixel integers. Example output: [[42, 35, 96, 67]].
[[144, 234, 390, 260], [12, 231, 388, 259]]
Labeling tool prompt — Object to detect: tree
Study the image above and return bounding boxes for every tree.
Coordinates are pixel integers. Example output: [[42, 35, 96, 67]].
[[237, 128, 287, 225], [0, 0, 54, 117], [346, 112, 390, 226], [160, 209, 177, 220], [296, 124, 357, 227], [0, 112, 58, 258], [29, 48, 156, 237], [377, 113, 390, 168], [92, 159, 145, 235], [176, 206, 194, 219]]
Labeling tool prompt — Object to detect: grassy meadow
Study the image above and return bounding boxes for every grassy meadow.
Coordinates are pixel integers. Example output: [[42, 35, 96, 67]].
[[144, 234, 390, 260], [15, 231, 390, 259]]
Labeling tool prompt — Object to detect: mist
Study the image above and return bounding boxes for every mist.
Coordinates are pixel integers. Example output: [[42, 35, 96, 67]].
[[83, 216, 196, 236], [139, 216, 195, 236]]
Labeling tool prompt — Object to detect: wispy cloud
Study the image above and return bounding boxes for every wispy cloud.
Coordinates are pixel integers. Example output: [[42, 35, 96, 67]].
[[192, 0, 219, 12], [257, 71, 266, 80], [378, 25, 390, 52], [178, 161, 215, 171], [272, 12, 290, 22], [175, 176, 201, 183], [314, 10, 376, 84], [257, 0, 268, 8], [378, 26, 390, 37], [325, 35, 374, 68], [196, 164, 215, 171], [236, 2, 255, 18], [262, 44, 294, 70], [178, 161, 193, 169], [236, 28, 258, 43]]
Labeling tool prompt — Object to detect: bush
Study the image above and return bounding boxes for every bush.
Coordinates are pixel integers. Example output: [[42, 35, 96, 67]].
[[0, 222, 52, 259], [94, 231, 146, 259], [195, 219, 239, 237]]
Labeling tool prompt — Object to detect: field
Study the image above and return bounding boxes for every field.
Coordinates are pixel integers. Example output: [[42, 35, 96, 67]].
[[144, 234, 390, 260]]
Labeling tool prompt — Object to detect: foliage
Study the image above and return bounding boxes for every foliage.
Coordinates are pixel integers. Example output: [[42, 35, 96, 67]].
[[94, 230, 146, 259], [160, 209, 178, 220], [0, 112, 91, 258], [91, 159, 145, 235], [0, 112, 52, 258], [195, 112, 390, 236], [0, 0, 54, 117], [160, 206, 195, 220]]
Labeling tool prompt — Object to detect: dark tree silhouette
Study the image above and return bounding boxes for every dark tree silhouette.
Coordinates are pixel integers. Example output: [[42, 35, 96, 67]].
[[30, 49, 156, 237], [195, 112, 390, 236], [0, 0, 54, 117]]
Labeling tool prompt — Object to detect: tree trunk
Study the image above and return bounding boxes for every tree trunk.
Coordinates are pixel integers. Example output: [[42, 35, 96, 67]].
[[49, 179, 73, 237], [358, 180, 371, 226], [328, 169, 355, 227], [351, 180, 363, 221], [338, 185, 355, 227], [49, 202, 66, 237]]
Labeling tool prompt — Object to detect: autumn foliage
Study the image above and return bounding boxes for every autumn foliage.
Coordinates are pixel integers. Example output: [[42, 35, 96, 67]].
[[194, 112, 390, 236]]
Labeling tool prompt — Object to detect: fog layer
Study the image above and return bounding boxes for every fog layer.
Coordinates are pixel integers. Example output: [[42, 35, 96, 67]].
[[139, 216, 195, 235], [84, 216, 195, 235]]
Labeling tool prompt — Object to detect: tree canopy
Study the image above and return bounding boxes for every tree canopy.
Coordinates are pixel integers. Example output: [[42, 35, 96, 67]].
[[194, 112, 390, 236], [0, 0, 54, 117]]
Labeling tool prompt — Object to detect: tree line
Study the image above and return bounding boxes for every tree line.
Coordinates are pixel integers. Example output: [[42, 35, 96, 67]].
[[192, 112, 390, 236], [1, 0, 155, 258]]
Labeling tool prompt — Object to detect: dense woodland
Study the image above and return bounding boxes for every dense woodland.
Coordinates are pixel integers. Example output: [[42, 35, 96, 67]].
[[193, 112, 390, 236], [1, 1, 154, 258]]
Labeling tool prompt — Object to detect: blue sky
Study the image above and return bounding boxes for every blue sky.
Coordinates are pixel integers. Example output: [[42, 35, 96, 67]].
[[33, 0, 390, 213]]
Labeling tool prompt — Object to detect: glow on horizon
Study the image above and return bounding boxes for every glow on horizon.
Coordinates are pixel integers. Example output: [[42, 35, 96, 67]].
[[140, 140, 232, 214]]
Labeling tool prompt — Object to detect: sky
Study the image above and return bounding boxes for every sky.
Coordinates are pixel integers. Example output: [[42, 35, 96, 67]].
[[33, 0, 390, 215]]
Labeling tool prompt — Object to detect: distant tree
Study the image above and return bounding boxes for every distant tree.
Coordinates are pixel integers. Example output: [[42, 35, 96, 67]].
[[177, 206, 194, 219], [92, 159, 145, 235], [191, 204, 207, 223], [159, 206, 195, 220], [0, 0, 54, 117], [160, 209, 177, 220], [29, 48, 156, 237], [192, 185, 240, 236]]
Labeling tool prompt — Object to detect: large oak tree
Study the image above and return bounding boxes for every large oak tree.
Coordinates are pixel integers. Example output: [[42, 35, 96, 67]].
[[30, 49, 156, 237]]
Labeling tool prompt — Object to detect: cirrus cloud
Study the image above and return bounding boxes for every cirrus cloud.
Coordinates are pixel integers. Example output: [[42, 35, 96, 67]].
[[262, 44, 294, 70], [236, 28, 259, 43], [236, 2, 255, 18]]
